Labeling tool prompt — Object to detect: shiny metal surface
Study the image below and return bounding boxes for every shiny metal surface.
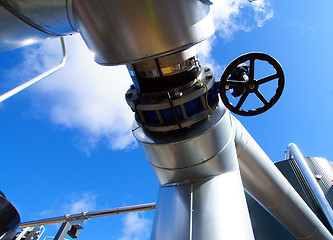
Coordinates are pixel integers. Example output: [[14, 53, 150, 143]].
[[19, 203, 156, 229], [286, 143, 333, 232], [151, 184, 191, 240], [128, 70, 215, 111], [134, 104, 238, 185], [1, 0, 74, 35], [127, 48, 198, 78], [152, 174, 254, 240], [233, 118, 333, 239], [192, 173, 254, 240], [0, 37, 67, 103], [72, 0, 215, 65], [127, 67, 217, 132], [136, 104, 254, 239], [0, 0, 75, 52], [0, 0, 214, 64], [0, 5, 52, 52]]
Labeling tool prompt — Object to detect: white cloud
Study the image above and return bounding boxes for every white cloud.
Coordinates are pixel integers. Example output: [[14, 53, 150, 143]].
[[117, 212, 151, 240], [10, 35, 136, 151], [211, 0, 273, 38], [40, 192, 97, 217], [197, 0, 273, 71], [64, 192, 97, 213], [251, 0, 274, 27]]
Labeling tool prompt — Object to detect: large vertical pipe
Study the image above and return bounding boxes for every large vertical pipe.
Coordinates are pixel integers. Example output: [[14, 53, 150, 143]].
[[233, 117, 333, 239], [134, 105, 254, 240]]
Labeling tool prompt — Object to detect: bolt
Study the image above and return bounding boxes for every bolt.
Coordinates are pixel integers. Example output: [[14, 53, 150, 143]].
[[125, 91, 133, 98], [174, 92, 183, 98], [206, 74, 213, 79], [195, 82, 203, 89], [249, 83, 256, 90], [204, 67, 210, 72], [315, 174, 322, 180], [130, 84, 136, 89]]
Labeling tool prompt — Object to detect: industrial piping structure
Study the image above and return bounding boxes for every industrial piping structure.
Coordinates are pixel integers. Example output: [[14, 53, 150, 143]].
[[0, 0, 332, 239]]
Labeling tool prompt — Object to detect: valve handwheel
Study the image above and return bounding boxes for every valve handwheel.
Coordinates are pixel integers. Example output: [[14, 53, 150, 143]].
[[219, 52, 284, 116]]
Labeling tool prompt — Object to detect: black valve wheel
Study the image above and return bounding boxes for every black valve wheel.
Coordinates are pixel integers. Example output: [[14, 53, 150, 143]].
[[219, 52, 284, 116]]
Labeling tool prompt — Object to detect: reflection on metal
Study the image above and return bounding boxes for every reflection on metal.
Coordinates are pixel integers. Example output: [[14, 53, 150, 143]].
[[286, 143, 333, 232], [0, 37, 67, 103], [135, 103, 333, 239], [0, 0, 75, 52], [127, 48, 198, 79], [135, 104, 255, 240], [1, 0, 214, 65], [1, 1, 332, 239], [72, 0, 214, 65], [151, 173, 254, 240], [233, 118, 333, 239], [19, 203, 156, 229], [0, 0, 74, 35], [126, 66, 217, 132]]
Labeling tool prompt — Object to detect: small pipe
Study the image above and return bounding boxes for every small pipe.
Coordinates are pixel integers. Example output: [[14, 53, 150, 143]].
[[286, 143, 333, 232], [19, 202, 156, 229], [0, 37, 67, 103]]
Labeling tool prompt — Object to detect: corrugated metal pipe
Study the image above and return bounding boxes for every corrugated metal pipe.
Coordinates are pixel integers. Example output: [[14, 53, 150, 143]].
[[232, 116, 333, 240]]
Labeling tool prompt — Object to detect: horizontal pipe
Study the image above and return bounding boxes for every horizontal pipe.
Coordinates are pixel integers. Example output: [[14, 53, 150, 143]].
[[286, 143, 333, 232], [232, 116, 333, 240], [19, 202, 156, 229]]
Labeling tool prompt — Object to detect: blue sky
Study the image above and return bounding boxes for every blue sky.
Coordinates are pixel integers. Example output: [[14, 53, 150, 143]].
[[0, 0, 333, 239]]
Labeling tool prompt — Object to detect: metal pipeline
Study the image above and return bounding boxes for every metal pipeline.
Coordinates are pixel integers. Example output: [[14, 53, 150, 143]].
[[0, 0, 75, 52], [232, 116, 333, 240], [0, 0, 214, 65], [2, 1, 331, 239], [19, 203, 156, 229], [286, 143, 333, 232], [134, 105, 255, 240]]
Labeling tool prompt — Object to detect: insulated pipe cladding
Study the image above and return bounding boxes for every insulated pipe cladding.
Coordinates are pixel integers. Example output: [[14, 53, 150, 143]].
[[232, 117, 333, 240], [0, 0, 214, 64], [134, 105, 333, 239], [133, 104, 255, 240]]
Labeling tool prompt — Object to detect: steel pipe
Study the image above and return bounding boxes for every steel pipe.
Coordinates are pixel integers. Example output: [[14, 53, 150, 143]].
[[72, 0, 214, 65], [233, 117, 333, 240], [0, 0, 214, 65], [19, 203, 156, 229], [0, 0, 75, 52], [135, 104, 255, 240], [286, 143, 333, 232]]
